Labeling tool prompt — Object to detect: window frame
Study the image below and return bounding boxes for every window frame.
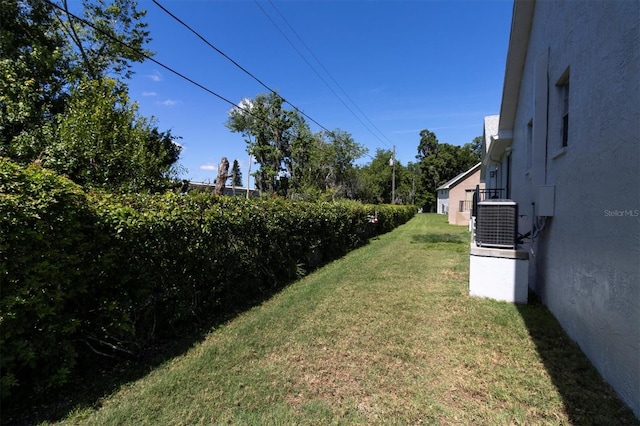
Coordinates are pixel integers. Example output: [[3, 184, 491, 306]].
[[556, 67, 570, 148]]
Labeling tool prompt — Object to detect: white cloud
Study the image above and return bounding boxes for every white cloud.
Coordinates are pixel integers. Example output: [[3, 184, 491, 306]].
[[199, 163, 216, 171], [228, 98, 253, 116], [142, 91, 157, 97], [158, 99, 178, 106], [147, 70, 162, 82]]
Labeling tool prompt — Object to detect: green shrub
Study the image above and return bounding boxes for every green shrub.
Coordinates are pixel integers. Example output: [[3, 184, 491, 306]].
[[0, 159, 97, 397], [0, 158, 415, 399]]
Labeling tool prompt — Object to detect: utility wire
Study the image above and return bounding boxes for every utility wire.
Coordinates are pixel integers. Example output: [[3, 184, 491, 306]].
[[253, 0, 391, 150], [43, 0, 293, 134], [152, 0, 331, 134], [265, 0, 395, 149], [46, 0, 379, 163]]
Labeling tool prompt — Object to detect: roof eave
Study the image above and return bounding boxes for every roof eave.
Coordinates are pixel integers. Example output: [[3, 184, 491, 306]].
[[499, 0, 536, 133]]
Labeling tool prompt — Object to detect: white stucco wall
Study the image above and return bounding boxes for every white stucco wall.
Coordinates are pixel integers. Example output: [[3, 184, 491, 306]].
[[500, 0, 640, 415], [437, 189, 449, 214], [470, 247, 529, 303]]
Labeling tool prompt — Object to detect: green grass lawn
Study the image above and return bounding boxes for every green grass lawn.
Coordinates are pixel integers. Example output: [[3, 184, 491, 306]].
[[48, 214, 637, 425]]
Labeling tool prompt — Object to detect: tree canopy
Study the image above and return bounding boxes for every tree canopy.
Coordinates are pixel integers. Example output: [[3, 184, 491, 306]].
[[0, 0, 181, 192], [226, 93, 366, 199], [226, 92, 303, 194], [413, 129, 481, 210]]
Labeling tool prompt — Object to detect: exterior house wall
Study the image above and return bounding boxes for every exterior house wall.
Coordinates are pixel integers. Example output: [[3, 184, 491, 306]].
[[492, 0, 640, 415], [437, 189, 449, 215], [448, 168, 483, 226]]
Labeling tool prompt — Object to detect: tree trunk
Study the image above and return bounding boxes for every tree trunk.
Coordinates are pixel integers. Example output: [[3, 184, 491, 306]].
[[214, 157, 229, 195]]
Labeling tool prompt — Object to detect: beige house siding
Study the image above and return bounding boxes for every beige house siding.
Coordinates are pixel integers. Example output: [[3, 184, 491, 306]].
[[448, 168, 484, 226], [437, 163, 485, 226]]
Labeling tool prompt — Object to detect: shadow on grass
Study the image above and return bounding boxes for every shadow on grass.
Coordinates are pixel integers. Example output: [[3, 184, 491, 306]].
[[516, 293, 639, 425], [411, 233, 467, 244], [2, 233, 382, 425], [1, 287, 286, 426]]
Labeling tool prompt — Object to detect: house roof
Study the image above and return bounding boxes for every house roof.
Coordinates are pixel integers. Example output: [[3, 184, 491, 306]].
[[436, 163, 482, 191]]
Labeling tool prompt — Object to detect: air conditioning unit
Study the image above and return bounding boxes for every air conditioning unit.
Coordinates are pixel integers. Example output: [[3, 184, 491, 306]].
[[475, 199, 518, 249]]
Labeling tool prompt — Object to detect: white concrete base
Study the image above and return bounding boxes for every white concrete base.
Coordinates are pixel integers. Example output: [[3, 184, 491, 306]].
[[469, 245, 529, 303]]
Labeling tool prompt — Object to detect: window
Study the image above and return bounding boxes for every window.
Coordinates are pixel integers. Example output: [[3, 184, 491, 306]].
[[557, 68, 570, 147], [526, 119, 533, 170], [561, 81, 569, 147]]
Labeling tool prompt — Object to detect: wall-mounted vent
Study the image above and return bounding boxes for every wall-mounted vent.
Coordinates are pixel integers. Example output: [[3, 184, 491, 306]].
[[475, 200, 518, 249]]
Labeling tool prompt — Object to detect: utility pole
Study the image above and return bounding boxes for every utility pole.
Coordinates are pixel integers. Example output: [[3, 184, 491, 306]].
[[411, 167, 416, 205], [246, 154, 252, 199], [391, 145, 396, 204]]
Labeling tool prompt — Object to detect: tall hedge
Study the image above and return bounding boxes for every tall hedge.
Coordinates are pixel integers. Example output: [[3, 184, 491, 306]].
[[0, 160, 99, 396], [0, 158, 415, 398]]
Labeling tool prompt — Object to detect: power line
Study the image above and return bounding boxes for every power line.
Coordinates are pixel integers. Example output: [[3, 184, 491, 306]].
[[259, 0, 395, 150], [43, 0, 296, 136], [253, 0, 390, 151], [151, 0, 331, 134], [152, 0, 391, 156], [45, 0, 380, 164]]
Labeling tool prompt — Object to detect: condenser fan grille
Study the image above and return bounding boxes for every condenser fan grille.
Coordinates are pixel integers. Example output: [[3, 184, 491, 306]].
[[475, 200, 517, 248]]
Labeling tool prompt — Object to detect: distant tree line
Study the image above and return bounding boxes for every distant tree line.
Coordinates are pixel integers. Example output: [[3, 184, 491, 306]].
[[226, 92, 480, 208]]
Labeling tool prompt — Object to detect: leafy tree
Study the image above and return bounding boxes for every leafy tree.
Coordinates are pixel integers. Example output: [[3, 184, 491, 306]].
[[226, 92, 313, 195], [395, 161, 419, 205], [227, 93, 283, 194], [463, 135, 483, 161], [353, 148, 395, 204], [226, 93, 367, 200], [317, 129, 367, 199], [0, 0, 69, 162], [416, 129, 439, 161], [136, 127, 183, 191], [45, 77, 181, 192], [354, 149, 417, 205], [55, 0, 152, 81], [1, 0, 176, 192], [414, 129, 480, 211]]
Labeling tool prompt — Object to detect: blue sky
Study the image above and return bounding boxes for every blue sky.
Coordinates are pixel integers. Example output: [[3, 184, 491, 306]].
[[127, 0, 514, 185]]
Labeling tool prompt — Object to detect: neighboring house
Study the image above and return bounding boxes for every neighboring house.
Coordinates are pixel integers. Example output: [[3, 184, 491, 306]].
[[480, 0, 639, 415], [436, 186, 449, 215], [436, 163, 484, 226]]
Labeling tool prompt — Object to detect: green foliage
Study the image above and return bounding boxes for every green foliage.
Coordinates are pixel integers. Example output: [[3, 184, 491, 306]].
[[226, 93, 367, 200], [0, 159, 415, 400], [315, 129, 368, 200], [0, 0, 68, 161], [0, 159, 97, 398], [355, 148, 394, 204], [354, 149, 420, 205], [414, 129, 481, 211], [464, 135, 483, 160], [1, 0, 179, 192], [45, 77, 181, 192], [57, 0, 152, 80], [226, 93, 305, 194]]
